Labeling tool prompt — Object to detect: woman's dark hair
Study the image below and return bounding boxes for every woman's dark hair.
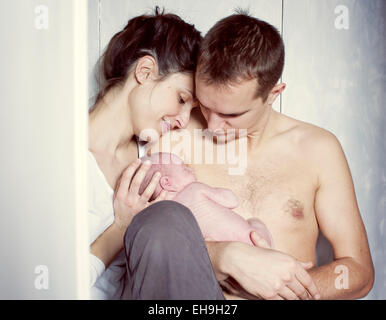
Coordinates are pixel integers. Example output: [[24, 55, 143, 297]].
[[94, 7, 202, 105]]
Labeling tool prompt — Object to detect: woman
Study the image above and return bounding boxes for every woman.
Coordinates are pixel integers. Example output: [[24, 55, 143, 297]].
[[88, 8, 224, 299]]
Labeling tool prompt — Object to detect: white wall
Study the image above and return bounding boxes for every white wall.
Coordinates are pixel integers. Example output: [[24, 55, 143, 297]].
[[0, 0, 89, 299]]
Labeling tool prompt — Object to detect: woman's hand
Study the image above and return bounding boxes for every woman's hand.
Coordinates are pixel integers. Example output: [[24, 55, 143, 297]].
[[113, 158, 167, 230], [90, 159, 166, 270], [207, 237, 321, 300]]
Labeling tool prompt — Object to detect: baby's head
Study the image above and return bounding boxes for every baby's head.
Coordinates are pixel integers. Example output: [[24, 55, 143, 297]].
[[139, 152, 196, 200]]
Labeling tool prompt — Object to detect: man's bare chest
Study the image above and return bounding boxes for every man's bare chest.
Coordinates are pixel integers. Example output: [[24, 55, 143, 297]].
[[190, 153, 317, 229]]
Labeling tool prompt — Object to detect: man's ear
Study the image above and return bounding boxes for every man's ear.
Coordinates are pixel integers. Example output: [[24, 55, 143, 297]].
[[266, 83, 286, 105], [159, 176, 178, 192], [134, 55, 158, 84]]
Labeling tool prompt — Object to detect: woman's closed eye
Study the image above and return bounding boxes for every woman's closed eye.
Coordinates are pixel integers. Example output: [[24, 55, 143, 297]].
[[178, 95, 185, 104]]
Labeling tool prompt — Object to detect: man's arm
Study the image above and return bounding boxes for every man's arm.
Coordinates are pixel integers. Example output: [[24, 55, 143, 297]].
[[310, 130, 374, 299]]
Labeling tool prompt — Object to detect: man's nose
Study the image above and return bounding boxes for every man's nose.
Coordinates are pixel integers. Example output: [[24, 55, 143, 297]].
[[207, 112, 225, 132]]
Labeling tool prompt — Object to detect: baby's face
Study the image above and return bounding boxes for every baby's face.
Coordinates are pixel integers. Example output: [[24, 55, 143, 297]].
[[141, 153, 197, 195], [160, 153, 197, 191]]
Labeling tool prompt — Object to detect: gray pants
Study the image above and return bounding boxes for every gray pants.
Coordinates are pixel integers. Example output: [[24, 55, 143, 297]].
[[123, 200, 225, 300]]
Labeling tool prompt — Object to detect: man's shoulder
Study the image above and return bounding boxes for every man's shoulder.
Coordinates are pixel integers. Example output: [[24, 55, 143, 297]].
[[276, 113, 343, 164], [278, 113, 340, 149]]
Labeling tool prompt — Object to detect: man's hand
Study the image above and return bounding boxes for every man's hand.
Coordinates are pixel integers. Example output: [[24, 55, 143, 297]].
[[207, 239, 321, 300]]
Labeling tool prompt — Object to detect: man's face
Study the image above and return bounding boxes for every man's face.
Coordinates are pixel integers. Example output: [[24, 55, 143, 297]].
[[195, 77, 267, 143]]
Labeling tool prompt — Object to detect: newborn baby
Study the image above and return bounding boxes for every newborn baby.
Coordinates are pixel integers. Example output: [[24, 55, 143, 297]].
[[139, 152, 274, 248]]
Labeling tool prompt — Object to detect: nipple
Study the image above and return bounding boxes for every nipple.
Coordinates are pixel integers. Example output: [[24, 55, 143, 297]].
[[284, 198, 304, 219]]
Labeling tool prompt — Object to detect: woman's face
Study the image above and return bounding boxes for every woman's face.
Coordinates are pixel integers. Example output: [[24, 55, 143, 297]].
[[130, 72, 196, 141]]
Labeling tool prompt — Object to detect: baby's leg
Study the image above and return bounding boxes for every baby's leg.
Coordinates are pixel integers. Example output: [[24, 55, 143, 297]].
[[247, 217, 274, 248]]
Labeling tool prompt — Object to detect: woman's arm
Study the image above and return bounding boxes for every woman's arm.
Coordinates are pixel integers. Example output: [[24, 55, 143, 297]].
[[90, 222, 129, 269]]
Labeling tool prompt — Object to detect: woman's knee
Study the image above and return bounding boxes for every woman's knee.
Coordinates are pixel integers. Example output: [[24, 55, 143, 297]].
[[124, 200, 202, 252]]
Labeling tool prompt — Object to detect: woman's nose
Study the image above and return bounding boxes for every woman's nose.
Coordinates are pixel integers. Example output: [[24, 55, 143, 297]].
[[174, 108, 191, 129]]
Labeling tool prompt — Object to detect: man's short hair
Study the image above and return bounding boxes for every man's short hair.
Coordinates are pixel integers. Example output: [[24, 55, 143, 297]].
[[197, 12, 285, 101]]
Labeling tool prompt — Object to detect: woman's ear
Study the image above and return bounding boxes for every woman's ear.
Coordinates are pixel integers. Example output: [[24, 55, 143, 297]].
[[159, 176, 178, 192], [134, 55, 158, 84]]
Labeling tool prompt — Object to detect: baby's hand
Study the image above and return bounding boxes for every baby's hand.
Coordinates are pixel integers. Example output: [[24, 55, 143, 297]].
[[247, 217, 274, 248], [250, 231, 271, 249]]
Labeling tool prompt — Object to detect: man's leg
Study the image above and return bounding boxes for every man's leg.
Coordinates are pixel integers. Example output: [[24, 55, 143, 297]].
[[123, 200, 225, 300]]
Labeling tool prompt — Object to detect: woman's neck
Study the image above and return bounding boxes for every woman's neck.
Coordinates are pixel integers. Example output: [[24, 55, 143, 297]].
[[88, 85, 135, 160]]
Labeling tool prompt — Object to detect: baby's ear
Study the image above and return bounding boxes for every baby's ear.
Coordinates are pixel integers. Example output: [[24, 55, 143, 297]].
[[159, 176, 177, 192]]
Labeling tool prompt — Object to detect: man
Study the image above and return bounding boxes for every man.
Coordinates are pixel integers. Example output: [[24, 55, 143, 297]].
[[152, 12, 374, 300]]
